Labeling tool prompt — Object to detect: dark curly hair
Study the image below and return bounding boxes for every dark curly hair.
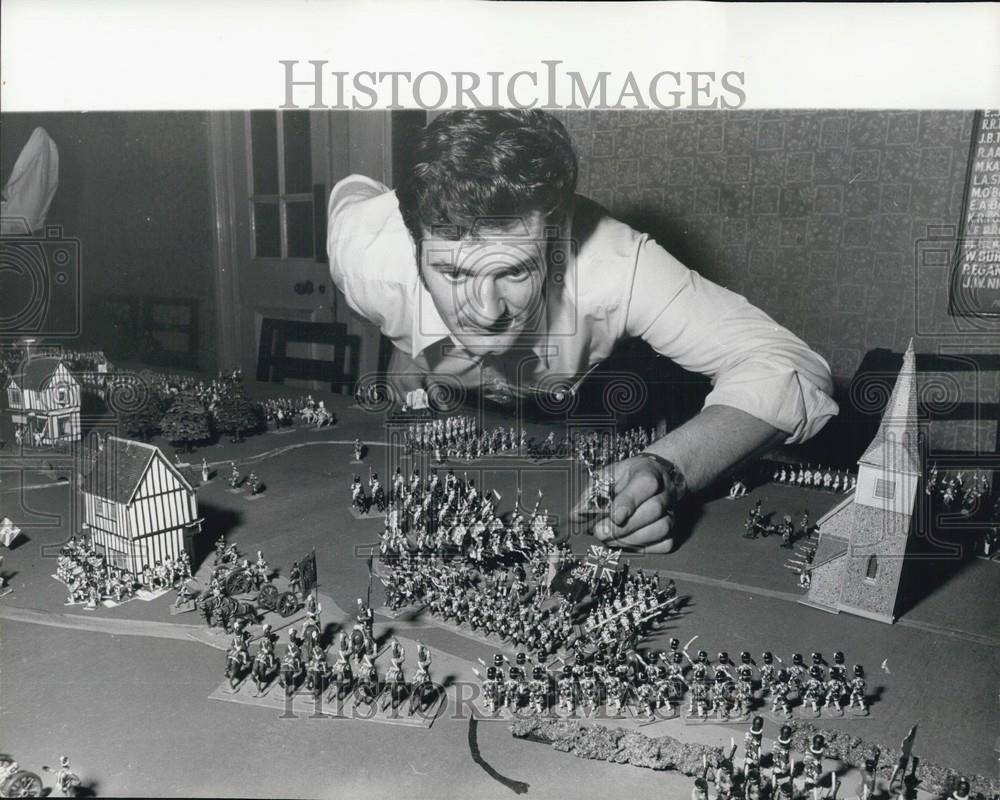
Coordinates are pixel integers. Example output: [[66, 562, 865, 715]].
[[396, 109, 578, 246]]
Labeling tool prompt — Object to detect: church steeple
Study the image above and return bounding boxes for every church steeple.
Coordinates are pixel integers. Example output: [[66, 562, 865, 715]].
[[858, 338, 921, 477]]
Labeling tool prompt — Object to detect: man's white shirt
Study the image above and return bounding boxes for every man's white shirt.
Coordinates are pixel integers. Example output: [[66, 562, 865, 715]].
[[328, 175, 838, 444]]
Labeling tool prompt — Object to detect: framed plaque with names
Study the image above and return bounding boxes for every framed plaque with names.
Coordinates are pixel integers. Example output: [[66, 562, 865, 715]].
[[950, 109, 1000, 317]]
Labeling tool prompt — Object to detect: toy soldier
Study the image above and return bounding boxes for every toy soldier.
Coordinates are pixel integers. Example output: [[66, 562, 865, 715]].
[[743, 715, 764, 772], [173, 582, 193, 608], [50, 755, 78, 797], [714, 756, 736, 800], [803, 666, 825, 713], [201, 458, 209, 483], [743, 771, 764, 800], [483, 666, 502, 714], [788, 653, 807, 691], [254, 551, 269, 585], [229, 462, 240, 488], [288, 561, 302, 596], [528, 665, 548, 714], [824, 671, 846, 714], [285, 628, 302, 661], [356, 597, 374, 641], [691, 777, 710, 800], [779, 515, 795, 548], [759, 651, 776, 694], [849, 664, 867, 713], [802, 734, 826, 793], [770, 724, 794, 792], [771, 670, 792, 717]]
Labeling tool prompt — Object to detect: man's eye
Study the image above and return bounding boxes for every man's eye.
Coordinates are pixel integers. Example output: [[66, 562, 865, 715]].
[[440, 271, 465, 283], [501, 267, 532, 282]]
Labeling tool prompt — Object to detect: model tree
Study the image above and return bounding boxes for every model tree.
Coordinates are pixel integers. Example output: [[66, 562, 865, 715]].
[[160, 391, 211, 452], [119, 394, 166, 441], [212, 384, 260, 443]]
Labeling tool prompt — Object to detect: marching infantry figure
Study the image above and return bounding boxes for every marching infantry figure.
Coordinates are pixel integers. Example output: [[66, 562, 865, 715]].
[[802, 734, 826, 794], [849, 664, 868, 714], [229, 462, 240, 488], [770, 724, 794, 792], [759, 652, 776, 694], [771, 670, 792, 717], [483, 666, 502, 714], [743, 716, 764, 773]]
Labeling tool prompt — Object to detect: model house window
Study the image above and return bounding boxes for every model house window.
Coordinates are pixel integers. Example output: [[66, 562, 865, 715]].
[[9, 387, 20, 406], [873, 478, 896, 500], [96, 498, 114, 522], [248, 110, 314, 260], [864, 554, 878, 581], [56, 385, 68, 405]]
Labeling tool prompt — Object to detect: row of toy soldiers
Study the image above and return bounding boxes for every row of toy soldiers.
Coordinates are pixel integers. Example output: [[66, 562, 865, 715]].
[[479, 649, 699, 717], [402, 418, 529, 458], [665, 647, 867, 717], [773, 463, 857, 493], [572, 427, 655, 471]]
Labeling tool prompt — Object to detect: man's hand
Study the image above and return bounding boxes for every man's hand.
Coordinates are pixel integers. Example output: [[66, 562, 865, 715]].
[[570, 454, 687, 553], [385, 347, 427, 403]]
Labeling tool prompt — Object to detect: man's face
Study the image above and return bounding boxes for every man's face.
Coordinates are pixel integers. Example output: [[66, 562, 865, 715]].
[[419, 213, 549, 354]]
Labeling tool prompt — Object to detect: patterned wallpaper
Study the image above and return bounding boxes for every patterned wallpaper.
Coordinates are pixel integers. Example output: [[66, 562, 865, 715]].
[[551, 110, 998, 456]]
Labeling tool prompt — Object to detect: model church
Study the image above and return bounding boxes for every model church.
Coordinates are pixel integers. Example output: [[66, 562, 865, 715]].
[[803, 340, 923, 623]]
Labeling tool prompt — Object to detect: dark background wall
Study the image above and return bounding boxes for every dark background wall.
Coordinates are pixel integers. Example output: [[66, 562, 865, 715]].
[[2, 110, 996, 461], [551, 109, 998, 460], [1, 112, 216, 372]]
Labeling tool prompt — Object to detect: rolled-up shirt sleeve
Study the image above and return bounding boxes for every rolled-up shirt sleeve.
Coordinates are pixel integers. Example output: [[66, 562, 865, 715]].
[[624, 237, 838, 444]]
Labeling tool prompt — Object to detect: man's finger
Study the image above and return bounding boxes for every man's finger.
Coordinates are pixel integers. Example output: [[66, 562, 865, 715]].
[[593, 492, 668, 539], [608, 468, 660, 527], [597, 516, 674, 551]]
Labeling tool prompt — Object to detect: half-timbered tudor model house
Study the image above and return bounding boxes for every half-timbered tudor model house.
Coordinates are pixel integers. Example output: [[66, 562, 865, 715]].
[[5, 356, 81, 444], [81, 436, 201, 574]]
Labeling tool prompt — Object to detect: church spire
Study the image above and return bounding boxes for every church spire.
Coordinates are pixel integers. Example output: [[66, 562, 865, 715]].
[[859, 339, 920, 474]]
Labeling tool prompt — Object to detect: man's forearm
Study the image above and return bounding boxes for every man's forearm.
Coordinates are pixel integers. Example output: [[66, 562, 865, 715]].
[[645, 404, 786, 493]]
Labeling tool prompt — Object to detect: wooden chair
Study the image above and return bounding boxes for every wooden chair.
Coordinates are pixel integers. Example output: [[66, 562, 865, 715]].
[[255, 318, 360, 393]]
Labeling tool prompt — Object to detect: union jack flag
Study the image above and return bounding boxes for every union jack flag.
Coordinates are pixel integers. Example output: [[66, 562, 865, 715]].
[[584, 545, 621, 583]]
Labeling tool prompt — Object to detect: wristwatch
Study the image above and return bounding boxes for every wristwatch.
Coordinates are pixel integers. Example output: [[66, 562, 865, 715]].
[[637, 452, 688, 500]]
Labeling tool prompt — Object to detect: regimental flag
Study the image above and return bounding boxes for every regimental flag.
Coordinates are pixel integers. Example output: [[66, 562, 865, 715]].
[[898, 724, 918, 769], [299, 549, 318, 596], [584, 544, 621, 583]]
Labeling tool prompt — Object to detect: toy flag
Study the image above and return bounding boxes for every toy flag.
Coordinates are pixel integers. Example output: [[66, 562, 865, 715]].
[[299, 549, 318, 596], [898, 723, 918, 767], [584, 544, 621, 583]]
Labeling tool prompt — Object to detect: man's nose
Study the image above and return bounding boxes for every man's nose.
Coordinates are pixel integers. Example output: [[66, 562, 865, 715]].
[[472, 278, 510, 330]]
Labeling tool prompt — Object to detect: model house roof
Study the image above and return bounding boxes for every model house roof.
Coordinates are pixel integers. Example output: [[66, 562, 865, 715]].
[[6, 356, 76, 392], [858, 339, 921, 475], [82, 436, 190, 505]]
